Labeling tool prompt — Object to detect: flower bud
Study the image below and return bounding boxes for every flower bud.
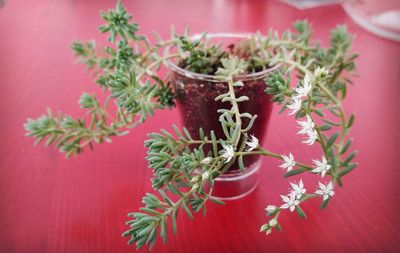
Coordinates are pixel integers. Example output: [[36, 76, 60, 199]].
[[260, 224, 269, 232], [269, 219, 277, 227], [265, 205, 277, 215], [200, 157, 212, 165], [192, 183, 199, 191], [190, 176, 200, 184]]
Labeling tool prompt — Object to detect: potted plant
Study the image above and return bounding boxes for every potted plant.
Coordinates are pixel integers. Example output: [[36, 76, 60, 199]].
[[25, 1, 358, 250], [167, 33, 279, 199]]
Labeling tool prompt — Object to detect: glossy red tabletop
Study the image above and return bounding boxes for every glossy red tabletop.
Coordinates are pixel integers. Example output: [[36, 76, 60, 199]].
[[1, 1, 400, 252]]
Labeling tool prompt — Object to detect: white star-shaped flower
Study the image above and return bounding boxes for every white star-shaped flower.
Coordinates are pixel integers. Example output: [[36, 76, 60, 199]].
[[220, 144, 235, 164], [290, 180, 306, 199], [294, 73, 312, 98], [297, 115, 315, 135], [287, 96, 302, 115], [279, 153, 296, 172], [312, 156, 331, 177], [315, 181, 335, 201], [280, 194, 299, 212], [302, 129, 318, 145], [314, 66, 329, 79], [245, 135, 259, 151]]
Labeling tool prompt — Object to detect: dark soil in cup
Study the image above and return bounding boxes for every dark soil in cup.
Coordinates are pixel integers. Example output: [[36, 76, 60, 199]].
[[172, 72, 274, 172]]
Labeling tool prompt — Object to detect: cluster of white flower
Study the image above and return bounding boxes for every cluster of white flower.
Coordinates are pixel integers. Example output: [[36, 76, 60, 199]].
[[286, 72, 312, 115], [279, 153, 331, 177], [287, 68, 329, 145], [218, 67, 335, 232], [280, 180, 305, 212], [219, 135, 259, 164], [279, 179, 334, 212], [262, 179, 334, 235], [261, 67, 335, 236], [297, 115, 318, 145]]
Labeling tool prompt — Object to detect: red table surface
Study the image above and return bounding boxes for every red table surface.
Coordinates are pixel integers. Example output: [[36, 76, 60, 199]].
[[1, 0, 400, 252]]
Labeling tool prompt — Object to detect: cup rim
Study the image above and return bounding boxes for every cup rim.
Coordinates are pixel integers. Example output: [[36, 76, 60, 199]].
[[164, 32, 280, 82]]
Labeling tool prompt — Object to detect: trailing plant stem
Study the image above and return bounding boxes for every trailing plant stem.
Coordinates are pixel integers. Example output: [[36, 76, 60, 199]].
[[283, 59, 350, 159], [236, 147, 314, 171]]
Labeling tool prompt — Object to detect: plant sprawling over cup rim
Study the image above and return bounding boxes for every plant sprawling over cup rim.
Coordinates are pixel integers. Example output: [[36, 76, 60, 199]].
[[25, 1, 358, 250]]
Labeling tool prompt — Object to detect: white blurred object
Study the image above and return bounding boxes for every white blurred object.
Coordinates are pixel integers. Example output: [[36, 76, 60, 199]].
[[277, 0, 340, 9], [342, 0, 400, 41]]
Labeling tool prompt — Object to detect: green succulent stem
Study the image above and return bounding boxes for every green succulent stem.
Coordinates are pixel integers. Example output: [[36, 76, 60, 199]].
[[227, 78, 243, 147], [236, 147, 314, 171]]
